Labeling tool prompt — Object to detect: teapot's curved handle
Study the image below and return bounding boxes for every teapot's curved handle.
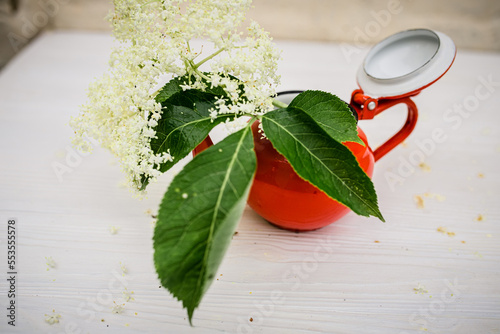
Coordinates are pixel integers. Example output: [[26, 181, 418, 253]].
[[350, 91, 419, 161], [372, 98, 418, 161]]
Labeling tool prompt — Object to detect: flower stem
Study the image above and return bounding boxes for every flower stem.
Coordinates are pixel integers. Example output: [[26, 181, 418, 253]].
[[272, 98, 288, 109], [141, 0, 160, 8], [188, 61, 210, 81], [194, 47, 226, 69]]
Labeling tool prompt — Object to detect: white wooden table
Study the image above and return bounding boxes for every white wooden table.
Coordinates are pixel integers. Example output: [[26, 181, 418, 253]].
[[1, 31, 499, 334]]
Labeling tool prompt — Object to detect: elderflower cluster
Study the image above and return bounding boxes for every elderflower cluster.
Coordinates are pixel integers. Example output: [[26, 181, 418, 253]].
[[70, 0, 281, 191]]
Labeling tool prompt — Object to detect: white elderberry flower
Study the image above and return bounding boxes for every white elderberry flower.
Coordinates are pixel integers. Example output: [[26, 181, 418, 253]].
[[111, 302, 125, 314], [45, 310, 61, 325], [122, 288, 135, 302], [413, 283, 428, 294], [224, 117, 250, 134], [45, 256, 56, 271], [71, 0, 280, 192], [120, 262, 128, 275], [209, 108, 218, 121], [109, 226, 119, 235], [257, 121, 267, 139], [179, 84, 192, 91]]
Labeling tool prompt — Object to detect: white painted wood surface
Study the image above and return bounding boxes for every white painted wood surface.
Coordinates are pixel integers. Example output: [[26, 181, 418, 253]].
[[0, 31, 499, 334]]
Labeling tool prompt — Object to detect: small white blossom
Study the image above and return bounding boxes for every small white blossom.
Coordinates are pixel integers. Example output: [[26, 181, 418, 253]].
[[413, 283, 428, 294], [109, 225, 119, 235], [180, 84, 192, 91], [224, 117, 250, 134], [111, 302, 125, 314], [122, 288, 135, 302], [45, 310, 61, 324], [120, 262, 128, 275], [45, 256, 56, 271], [257, 121, 267, 139], [209, 108, 218, 121]]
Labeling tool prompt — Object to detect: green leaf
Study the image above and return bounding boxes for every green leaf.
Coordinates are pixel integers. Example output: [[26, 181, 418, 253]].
[[155, 77, 184, 103], [155, 74, 229, 104], [155, 74, 227, 103], [141, 91, 229, 189], [153, 125, 256, 324], [289, 90, 363, 145], [262, 107, 384, 221], [140, 77, 235, 189], [151, 90, 232, 173], [139, 91, 233, 191]]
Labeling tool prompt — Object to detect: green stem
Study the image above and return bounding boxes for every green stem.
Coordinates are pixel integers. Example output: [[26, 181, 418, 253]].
[[193, 47, 226, 69], [189, 61, 210, 81], [272, 98, 288, 109], [141, 0, 160, 7], [196, 70, 210, 81]]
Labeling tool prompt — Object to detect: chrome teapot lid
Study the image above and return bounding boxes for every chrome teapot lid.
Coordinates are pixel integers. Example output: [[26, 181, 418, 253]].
[[356, 29, 456, 99]]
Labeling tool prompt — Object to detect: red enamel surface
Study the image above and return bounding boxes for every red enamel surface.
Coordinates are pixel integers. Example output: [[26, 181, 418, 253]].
[[246, 121, 374, 231]]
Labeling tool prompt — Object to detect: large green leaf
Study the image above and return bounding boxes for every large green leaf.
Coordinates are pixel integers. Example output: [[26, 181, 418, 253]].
[[151, 90, 232, 172], [262, 107, 384, 221], [140, 90, 233, 190], [153, 125, 256, 324], [138, 76, 233, 189], [289, 90, 363, 145]]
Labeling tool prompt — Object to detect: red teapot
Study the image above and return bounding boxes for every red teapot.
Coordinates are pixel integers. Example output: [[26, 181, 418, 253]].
[[196, 29, 456, 231]]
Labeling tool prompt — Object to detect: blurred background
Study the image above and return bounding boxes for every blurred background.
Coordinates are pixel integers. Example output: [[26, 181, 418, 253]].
[[0, 0, 499, 70]]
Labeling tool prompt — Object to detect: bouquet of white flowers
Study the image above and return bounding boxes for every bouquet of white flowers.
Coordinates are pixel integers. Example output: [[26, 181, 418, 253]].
[[71, 0, 382, 324]]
